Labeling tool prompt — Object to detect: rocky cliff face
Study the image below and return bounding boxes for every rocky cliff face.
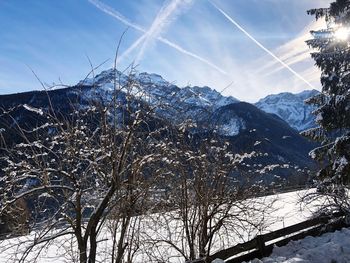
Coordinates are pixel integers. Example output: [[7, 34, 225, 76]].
[[255, 90, 319, 131]]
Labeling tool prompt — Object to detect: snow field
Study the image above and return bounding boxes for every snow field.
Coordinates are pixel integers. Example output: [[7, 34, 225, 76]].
[[246, 227, 350, 263], [0, 190, 327, 262]]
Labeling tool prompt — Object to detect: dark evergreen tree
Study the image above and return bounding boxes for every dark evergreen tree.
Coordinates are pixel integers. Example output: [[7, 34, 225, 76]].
[[303, 0, 350, 210]]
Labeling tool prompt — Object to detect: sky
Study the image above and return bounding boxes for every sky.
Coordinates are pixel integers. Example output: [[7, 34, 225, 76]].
[[0, 0, 332, 102]]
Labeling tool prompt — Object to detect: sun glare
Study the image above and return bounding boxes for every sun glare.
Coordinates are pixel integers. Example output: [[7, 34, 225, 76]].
[[334, 27, 350, 40]]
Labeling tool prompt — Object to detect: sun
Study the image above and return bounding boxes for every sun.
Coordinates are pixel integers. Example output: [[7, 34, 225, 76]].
[[334, 27, 350, 41]]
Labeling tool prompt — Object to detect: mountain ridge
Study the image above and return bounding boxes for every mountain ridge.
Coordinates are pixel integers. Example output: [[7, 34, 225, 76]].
[[78, 69, 318, 132], [255, 89, 319, 131], [0, 69, 319, 185]]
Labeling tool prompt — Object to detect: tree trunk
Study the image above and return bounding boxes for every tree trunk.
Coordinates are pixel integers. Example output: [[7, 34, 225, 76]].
[[115, 216, 130, 263], [88, 229, 98, 263], [77, 241, 88, 263]]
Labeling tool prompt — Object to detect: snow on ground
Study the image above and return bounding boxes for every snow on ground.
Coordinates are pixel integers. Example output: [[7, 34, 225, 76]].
[[247, 227, 350, 263], [0, 190, 329, 262]]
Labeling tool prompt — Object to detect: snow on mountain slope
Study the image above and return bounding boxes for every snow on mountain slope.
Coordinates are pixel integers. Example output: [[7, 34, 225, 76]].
[[81, 69, 320, 133], [79, 69, 238, 112], [219, 116, 246, 136], [79, 69, 320, 134], [255, 90, 319, 131]]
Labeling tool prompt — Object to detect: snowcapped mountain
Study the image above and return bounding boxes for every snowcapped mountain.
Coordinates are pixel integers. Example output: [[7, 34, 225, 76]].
[[81, 69, 318, 132], [79, 69, 238, 114], [77, 70, 318, 178], [255, 90, 319, 131], [211, 102, 317, 170], [0, 69, 319, 184]]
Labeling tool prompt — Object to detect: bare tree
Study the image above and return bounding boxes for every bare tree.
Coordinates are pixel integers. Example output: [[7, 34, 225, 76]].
[[141, 122, 272, 263], [0, 64, 172, 262]]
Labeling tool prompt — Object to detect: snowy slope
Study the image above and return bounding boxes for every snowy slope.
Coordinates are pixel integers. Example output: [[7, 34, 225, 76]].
[[80, 69, 320, 134], [0, 190, 322, 263], [83, 69, 319, 132], [79, 69, 238, 113], [255, 90, 319, 131], [247, 228, 350, 263], [77, 69, 318, 173]]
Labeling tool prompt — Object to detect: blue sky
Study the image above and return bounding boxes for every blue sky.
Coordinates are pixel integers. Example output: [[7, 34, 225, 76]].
[[0, 0, 331, 102]]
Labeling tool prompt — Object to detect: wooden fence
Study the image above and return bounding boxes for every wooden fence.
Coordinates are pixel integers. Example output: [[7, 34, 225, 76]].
[[194, 212, 346, 263]]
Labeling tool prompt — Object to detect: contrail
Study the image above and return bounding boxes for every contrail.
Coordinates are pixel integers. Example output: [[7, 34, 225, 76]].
[[210, 1, 315, 89], [88, 0, 228, 75], [118, 34, 148, 62], [157, 36, 227, 75], [263, 51, 311, 77], [136, 0, 193, 62], [257, 19, 325, 75], [88, 0, 144, 32], [119, 33, 228, 75], [256, 36, 309, 74]]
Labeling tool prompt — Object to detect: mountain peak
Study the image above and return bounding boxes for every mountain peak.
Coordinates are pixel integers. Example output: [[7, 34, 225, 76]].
[[255, 90, 319, 131], [138, 72, 169, 86], [77, 68, 239, 113], [77, 68, 317, 132], [295, 89, 320, 100]]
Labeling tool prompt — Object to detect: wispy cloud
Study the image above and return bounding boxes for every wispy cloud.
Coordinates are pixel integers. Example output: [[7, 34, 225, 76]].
[[210, 1, 315, 90], [257, 19, 326, 77], [88, 0, 227, 75]]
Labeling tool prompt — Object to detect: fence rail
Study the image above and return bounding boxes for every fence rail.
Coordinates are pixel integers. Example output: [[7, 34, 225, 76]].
[[195, 212, 346, 263]]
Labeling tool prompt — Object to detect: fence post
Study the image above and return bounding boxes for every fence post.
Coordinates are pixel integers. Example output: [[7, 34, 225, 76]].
[[256, 235, 266, 257]]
